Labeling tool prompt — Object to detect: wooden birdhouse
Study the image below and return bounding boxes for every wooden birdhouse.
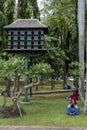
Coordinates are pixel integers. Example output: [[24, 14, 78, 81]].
[[4, 19, 48, 51]]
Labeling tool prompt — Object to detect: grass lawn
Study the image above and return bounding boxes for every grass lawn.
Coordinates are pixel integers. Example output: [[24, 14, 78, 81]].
[[0, 79, 86, 126], [0, 93, 87, 127]]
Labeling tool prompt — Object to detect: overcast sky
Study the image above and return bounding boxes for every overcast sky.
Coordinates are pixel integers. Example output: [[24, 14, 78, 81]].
[[37, 0, 43, 9]]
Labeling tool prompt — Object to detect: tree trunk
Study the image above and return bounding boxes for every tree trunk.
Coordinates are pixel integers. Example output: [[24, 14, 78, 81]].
[[30, 78, 32, 97], [61, 29, 67, 86], [5, 78, 11, 97], [84, 0, 87, 113], [78, 0, 85, 103], [74, 0, 79, 89], [1, 92, 8, 109]]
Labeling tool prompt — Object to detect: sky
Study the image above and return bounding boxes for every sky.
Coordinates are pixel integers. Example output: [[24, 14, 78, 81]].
[[37, 0, 44, 9]]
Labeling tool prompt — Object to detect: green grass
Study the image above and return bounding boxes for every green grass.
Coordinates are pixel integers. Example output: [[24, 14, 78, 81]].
[[0, 79, 85, 126], [0, 93, 86, 127]]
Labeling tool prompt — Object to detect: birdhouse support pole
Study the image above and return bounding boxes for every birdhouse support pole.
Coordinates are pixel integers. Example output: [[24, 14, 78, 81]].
[[22, 52, 30, 103]]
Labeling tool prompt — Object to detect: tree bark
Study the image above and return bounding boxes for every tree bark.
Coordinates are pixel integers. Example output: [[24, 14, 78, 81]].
[[78, 0, 85, 103], [84, 0, 87, 113]]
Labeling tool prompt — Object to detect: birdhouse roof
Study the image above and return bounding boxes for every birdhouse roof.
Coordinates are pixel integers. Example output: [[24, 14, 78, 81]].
[[4, 19, 48, 29]]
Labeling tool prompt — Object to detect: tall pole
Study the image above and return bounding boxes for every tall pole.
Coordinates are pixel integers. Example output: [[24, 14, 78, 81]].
[[22, 52, 30, 104]]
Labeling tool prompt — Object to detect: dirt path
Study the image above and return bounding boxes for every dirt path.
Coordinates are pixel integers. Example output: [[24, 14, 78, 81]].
[[0, 126, 86, 130]]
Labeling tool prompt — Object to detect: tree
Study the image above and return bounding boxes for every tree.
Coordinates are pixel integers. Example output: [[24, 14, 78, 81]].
[[29, 0, 40, 19], [0, 53, 54, 117], [0, 54, 26, 117], [17, 0, 31, 19], [28, 62, 54, 91], [29, 62, 54, 77], [0, 0, 15, 50], [78, 0, 85, 104], [16, 0, 40, 19], [5, 0, 15, 24], [42, 0, 77, 85], [0, 0, 7, 50]]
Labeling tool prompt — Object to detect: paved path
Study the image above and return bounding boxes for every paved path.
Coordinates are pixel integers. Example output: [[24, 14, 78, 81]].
[[0, 126, 87, 130], [31, 89, 74, 95]]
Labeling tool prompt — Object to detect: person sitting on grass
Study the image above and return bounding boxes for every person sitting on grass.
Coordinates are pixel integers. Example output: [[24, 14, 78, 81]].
[[66, 99, 80, 116]]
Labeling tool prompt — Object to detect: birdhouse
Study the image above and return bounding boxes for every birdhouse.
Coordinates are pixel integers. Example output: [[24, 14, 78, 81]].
[[4, 19, 48, 51]]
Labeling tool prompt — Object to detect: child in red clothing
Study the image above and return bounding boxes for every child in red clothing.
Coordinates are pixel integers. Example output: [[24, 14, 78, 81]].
[[66, 90, 79, 101], [71, 90, 79, 101]]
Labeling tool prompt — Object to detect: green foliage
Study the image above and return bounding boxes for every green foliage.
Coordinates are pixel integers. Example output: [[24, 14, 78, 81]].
[[0, 11, 6, 49], [0, 53, 54, 82], [0, 0, 15, 50], [45, 35, 65, 74], [0, 53, 25, 81], [69, 61, 85, 76], [28, 63, 54, 78], [0, 0, 6, 12], [29, 0, 40, 19], [18, 0, 31, 18], [17, 0, 40, 19], [5, 0, 15, 24], [69, 61, 79, 76], [42, 0, 78, 75]]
